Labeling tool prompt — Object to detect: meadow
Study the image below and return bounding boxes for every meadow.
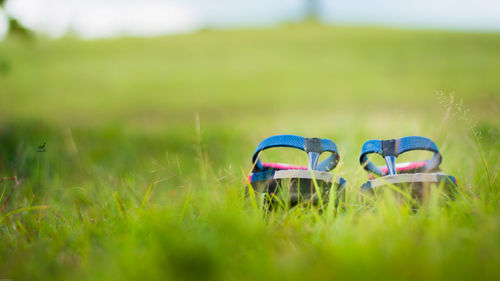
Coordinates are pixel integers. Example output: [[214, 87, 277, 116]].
[[0, 24, 499, 280]]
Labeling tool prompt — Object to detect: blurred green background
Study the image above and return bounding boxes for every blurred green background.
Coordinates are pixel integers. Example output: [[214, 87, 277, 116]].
[[0, 23, 500, 281], [1, 24, 498, 177]]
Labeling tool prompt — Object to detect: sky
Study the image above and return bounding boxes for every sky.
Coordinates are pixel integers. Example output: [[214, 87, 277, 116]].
[[0, 0, 499, 39]]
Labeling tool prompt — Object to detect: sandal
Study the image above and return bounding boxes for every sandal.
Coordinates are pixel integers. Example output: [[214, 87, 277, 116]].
[[248, 135, 346, 207], [359, 136, 457, 198]]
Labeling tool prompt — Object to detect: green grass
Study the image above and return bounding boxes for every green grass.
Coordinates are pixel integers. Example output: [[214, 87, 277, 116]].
[[0, 24, 499, 281]]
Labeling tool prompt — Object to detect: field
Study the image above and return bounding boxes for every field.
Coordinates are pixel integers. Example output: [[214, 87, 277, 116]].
[[0, 24, 499, 280]]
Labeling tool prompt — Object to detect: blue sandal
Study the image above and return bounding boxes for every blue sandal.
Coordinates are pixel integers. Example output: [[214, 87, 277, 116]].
[[359, 136, 457, 198], [248, 135, 346, 206]]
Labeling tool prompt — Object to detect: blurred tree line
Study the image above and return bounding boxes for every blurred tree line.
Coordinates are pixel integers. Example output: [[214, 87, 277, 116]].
[[305, 0, 320, 21], [1, 0, 32, 38], [0, 0, 321, 39]]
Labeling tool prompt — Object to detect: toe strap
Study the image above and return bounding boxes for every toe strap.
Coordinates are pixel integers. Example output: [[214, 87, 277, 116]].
[[359, 136, 442, 176]]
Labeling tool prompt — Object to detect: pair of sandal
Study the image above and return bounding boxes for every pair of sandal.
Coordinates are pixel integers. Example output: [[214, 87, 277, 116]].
[[247, 135, 457, 206]]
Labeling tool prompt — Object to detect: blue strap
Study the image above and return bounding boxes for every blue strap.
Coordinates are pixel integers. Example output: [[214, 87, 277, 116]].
[[359, 136, 442, 176], [252, 135, 339, 172], [250, 170, 275, 183]]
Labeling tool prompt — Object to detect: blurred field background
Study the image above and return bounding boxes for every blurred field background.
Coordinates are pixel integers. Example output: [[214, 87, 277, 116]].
[[1, 6, 500, 281]]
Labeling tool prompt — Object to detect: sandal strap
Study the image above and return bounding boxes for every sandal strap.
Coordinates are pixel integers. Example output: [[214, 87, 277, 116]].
[[252, 135, 339, 172], [359, 136, 442, 176]]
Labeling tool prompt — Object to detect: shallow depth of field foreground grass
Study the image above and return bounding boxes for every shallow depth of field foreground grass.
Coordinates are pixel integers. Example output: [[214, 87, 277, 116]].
[[0, 24, 499, 280]]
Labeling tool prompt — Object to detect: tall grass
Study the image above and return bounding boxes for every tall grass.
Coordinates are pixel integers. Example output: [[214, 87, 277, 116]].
[[0, 25, 499, 280]]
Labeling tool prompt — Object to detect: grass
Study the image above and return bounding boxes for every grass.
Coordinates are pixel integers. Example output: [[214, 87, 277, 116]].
[[0, 24, 499, 280]]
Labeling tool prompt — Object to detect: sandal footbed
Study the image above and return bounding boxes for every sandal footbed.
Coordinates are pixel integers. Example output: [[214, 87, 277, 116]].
[[249, 170, 345, 206]]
